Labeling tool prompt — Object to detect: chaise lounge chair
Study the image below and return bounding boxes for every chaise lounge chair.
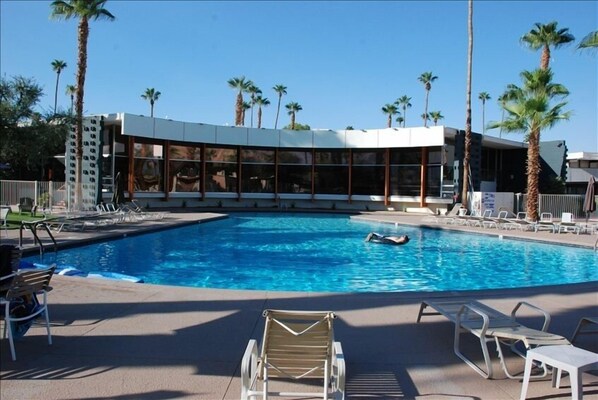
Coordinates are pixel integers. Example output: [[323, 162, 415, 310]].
[[555, 212, 583, 235], [241, 309, 345, 400], [416, 298, 570, 379]]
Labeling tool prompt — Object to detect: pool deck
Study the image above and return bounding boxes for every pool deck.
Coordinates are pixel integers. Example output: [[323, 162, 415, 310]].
[[1, 211, 597, 399]]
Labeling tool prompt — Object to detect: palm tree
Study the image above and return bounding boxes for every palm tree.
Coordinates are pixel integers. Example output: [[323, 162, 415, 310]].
[[241, 101, 251, 126], [578, 31, 598, 49], [395, 95, 412, 127], [429, 111, 444, 126], [141, 88, 161, 117], [461, 0, 473, 210], [227, 76, 251, 126], [51, 59, 67, 114], [381, 104, 399, 128], [420, 113, 430, 124], [51, 0, 115, 210], [285, 102, 302, 130], [478, 91, 491, 133], [418, 72, 438, 127], [497, 93, 507, 138], [395, 116, 404, 127], [489, 68, 571, 221], [521, 21, 575, 70], [272, 84, 287, 129], [65, 84, 76, 115], [247, 83, 261, 128], [254, 96, 270, 129]]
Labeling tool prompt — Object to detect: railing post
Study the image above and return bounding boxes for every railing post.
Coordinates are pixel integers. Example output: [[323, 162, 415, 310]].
[[49, 180, 53, 211], [34, 180, 38, 209]]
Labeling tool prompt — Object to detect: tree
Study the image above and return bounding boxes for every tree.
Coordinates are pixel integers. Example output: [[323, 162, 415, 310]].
[[254, 96, 270, 129], [497, 93, 507, 138], [418, 72, 438, 127], [283, 122, 310, 131], [247, 83, 261, 128], [381, 103, 399, 128], [429, 111, 444, 126], [241, 101, 251, 126], [51, 59, 67, 115], [272, 84, 287, 129], [395, 95, 412, 127], [395, 116, 404, 127], [51, 0, 115, 209], [285, 102, 302, 130], [65, 84, 76, 114], [521, 21, 575, 70], [420, 113, 430, 123], [141, 88, 161, 117], [478, 91, 491, 133], [0, 76, 70, 180], [227, 76, 251, 126], [578, 31, 598, 49], [488, 68, 571, 221], [461, 0, 473, 210]]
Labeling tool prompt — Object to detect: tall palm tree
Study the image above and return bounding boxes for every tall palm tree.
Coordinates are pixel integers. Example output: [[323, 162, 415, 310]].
[[285, 102, 302, 130], [395, 95, 412, 127], [227, 76, 251, 126], [247, 83, 261, 128], [395, 116, 404, 127], [478, 91, 491, 133], [418, 72, 438, 127], [65, 84, 76, 115], [578, 31, 598, 49], [429, 111, 444, 126], [141, 88, 161, 117], [489, 68, 571, 221], [497, 93, 507, 138], [241, 101, 251, 126], [420, 113, 430, 124], [51, 0, 115, 210], [521, 21, 575, 70], [381, 104, 399, 128], [272, 84, 287, 129], [461, 0, 473, 209], [254, 96, 270, 129], [51, 59, 67, 115]]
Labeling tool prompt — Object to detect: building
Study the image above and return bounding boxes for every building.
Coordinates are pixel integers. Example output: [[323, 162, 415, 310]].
[[566, 152, 598, 194], [64, 113, 553, 212]]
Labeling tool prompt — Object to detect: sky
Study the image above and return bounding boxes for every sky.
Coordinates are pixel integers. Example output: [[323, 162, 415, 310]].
[[1, 0, 597, 152]]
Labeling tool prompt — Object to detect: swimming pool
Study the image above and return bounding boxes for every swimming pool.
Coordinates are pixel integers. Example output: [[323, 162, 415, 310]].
[[26, 213, 598, 292]]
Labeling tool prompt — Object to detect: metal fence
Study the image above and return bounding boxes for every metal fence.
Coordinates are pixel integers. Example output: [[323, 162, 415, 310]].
[[516, 193, 596, 219], [0, 180, 70, 212]]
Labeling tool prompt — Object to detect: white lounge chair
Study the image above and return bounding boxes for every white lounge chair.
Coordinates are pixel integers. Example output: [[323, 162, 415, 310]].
[[556, 212, 583, 235], [241, 309, 345, 400], [481, 210, 510, 229], [416, 298, 570, 379], [503, 212, 536, 231], [534, 212, 556, 233]]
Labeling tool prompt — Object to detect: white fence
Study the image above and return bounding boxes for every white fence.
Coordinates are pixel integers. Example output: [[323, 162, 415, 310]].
[[0, 180, 70, 212], [516, 193, 596, 219]]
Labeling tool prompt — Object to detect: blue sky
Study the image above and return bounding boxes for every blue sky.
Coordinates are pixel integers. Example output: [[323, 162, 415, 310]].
[[1, 1, 597, 152]]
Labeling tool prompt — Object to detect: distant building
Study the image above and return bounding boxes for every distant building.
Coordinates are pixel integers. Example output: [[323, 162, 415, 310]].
[[566, 152, 598, 194], [62, 113, 568, 211]]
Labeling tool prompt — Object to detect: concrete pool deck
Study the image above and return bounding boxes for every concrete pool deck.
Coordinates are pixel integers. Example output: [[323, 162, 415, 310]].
[[1, 210, 597, 399]]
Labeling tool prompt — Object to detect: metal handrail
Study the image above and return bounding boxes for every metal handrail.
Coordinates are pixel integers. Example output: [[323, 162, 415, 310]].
[[19, 221, 57, 255]]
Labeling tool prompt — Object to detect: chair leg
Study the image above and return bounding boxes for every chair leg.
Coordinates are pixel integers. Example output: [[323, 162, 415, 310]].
[[7, 318, 16, 361], [571, 369, 582, 400], [519, 356, 534, 400], [44, 305, 52, 345]]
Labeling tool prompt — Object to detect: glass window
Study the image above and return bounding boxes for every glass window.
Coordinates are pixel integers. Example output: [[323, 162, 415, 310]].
[[133, 159, 163, 192], [205, 162, 237, 192], [169, 161, 201, 192], [390, 148, 421, 165], [352, 166, 385, 195], [170, 144, 201, 161], [278, 165, 311, 193], [241, 149, 275, 163], [428, 147, 443, 164], [315, 150, 349, 165], [279, 150, 312, 165], [314, 166, 349, 194], [205, 147, 237, 162], [390, 166, 421, 196], [353, 151, 385, 165], [134, 143, 163, 159], [426, 166, 442, 197], [241, 164, 275, 193]]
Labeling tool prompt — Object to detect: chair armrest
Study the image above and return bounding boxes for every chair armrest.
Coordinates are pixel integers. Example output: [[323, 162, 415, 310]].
[[241, 339, 259, 399], [332, 341, 346, 400], [456, 303, 490, 335], [0, 273, 16, 282], [510, 301, 551, 332]]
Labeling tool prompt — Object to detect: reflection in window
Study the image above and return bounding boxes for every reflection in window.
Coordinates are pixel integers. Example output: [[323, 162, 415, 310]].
[[279, 150, 312, 164], [390, 166, 420, 196], [205, 162, 237, 192], [169, 161, 201, 192], [426, 166, 441, 197], [241, 149, 275, 163], [242, 164, 275, 193], [278, 165, 311, 193], [134, 159, 163, 192], [170, 144, 201, 161], [353, 151, 385, 165], [315, 166, 348, 194], [205, 147, 237, 162], [315, 150, 349, 165]]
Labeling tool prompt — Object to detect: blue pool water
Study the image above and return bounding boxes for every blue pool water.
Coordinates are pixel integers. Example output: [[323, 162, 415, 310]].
[[25, 213, 598, 292]]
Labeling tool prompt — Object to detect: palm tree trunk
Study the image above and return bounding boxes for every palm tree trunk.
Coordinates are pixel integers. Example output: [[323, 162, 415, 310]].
[[541, 45, 551, 70], [54, 71, 60, 115], [461, 0, 473, 208], [235, 92, 243, 125], [70, 95, 74, 115], [499, 108, 504, 138], [150, 100, 154, 117], [387, 115, 392, 128], [482, 103, 485, 134], [291, 112, 296, 130], [74, 17, 89, 210], [274, 95, 281, 129], [424, 89, 430, 127], [402, 106, 407, 127], [257, 107, 262, 129], [526, 129, 541, 221]]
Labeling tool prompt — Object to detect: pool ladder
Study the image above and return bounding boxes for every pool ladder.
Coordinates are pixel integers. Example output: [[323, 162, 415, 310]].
[[19, 220, 57, 255]]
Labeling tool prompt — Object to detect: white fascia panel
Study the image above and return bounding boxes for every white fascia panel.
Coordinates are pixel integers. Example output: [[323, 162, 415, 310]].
[[280, 130, 313, 148], [378, 128, 412, 148], [345, 130, 379, 148], [184, 123, 216, 143], [409, 126, 445, 146], [313, 130, 345, 148], [248, 128, 279, 147], [216, 126, 248, 146], [122, 113, 154, 138], [154, 118, 184, 141]]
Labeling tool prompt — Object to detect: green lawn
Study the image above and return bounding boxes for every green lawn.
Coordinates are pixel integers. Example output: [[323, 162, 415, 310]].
[[3, 211, 51, 230]]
